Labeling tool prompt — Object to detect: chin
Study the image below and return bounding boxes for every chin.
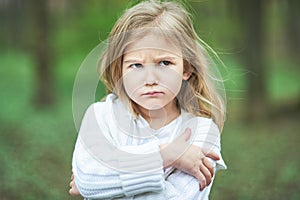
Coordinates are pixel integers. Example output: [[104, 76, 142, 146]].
[[138, 102, 165, 110], [146, 105, 164, 110]]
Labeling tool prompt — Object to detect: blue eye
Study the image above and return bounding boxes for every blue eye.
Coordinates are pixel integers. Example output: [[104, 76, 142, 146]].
[[130, 63, 143, 69], [159, 61, 171, 67]]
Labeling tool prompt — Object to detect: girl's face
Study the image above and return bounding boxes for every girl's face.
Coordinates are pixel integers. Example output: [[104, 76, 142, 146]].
[[122, 33, 191, 112]]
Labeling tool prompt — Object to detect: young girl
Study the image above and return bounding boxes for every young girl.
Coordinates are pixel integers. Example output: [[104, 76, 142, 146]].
[[70, 0, 226, 199]]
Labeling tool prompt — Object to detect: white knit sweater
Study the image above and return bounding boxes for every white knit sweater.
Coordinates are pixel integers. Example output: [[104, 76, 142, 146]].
[[72, 94, 226, 199]]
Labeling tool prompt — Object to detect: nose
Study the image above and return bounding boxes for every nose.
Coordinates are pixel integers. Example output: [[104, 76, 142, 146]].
[[144, 65, 158, 85]]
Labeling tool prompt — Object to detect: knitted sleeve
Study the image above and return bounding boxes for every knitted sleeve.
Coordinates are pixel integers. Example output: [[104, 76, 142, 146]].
[[130, 118, 226, 200], [72, 103, 164, 199], [72, 102, 226, 199]]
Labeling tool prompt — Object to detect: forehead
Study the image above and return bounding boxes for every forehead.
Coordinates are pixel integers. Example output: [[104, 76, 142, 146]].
[[123, 32, 182, 57]]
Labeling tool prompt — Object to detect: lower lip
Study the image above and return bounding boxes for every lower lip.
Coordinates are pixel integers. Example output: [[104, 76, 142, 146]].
[[143, 92, 164, 97]]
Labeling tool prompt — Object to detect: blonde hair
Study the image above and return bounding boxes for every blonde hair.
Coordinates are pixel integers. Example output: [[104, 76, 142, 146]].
[[99, 0, 226, 131]]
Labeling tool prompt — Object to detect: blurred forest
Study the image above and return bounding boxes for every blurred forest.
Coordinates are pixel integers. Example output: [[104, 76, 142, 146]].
[[0, 0, 299, 199]]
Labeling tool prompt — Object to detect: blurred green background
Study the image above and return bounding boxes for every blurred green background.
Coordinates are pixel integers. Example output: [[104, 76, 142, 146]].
[[0, 0, 299, 199]]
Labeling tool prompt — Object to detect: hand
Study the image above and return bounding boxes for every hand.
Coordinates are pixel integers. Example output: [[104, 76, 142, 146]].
[[69, 173, 81, 196], [160, 128, 220, 191]]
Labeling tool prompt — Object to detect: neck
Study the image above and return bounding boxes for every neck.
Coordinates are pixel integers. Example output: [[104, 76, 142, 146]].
[[137, 101, 180, 130]]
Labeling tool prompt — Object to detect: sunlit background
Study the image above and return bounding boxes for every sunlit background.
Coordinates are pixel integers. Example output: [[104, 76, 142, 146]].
[[0, 0, 299, 199]]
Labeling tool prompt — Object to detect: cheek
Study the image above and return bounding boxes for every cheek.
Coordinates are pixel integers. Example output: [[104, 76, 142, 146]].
[[160, 68, 183, 95], [122, 70, 144, 97]]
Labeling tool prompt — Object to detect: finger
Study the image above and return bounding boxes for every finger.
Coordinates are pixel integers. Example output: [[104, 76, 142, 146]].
[[69, 188, 78, 196], [69, 185, 74, 195], [69, 183, 78, 196], [200, 163, 212, 186], [71, 173, 74, 180], [195, 170, 206, 191], [203, 157, 214, 177], [202, 150, 220, 161], [69, 186, 81, 196]]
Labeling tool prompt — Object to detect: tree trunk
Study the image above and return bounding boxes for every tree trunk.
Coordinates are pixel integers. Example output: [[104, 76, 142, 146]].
[[237, 0, 268, 120], [286, 0, 300, 63], [31, 0, 55, 107]]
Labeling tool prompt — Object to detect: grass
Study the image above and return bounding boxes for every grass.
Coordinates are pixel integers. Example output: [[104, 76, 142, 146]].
[[0, 51, 299, 199], [211, 117, 300, 200]]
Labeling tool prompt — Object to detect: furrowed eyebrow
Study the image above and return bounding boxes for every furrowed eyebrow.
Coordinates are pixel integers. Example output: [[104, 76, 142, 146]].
[[123, 59, 143, 64], [123, 56, 179, 64], [154, 56, 178, 61]]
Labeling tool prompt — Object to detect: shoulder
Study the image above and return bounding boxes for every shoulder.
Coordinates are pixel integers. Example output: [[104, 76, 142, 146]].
[[78, 94, 121, 145], [87, 93, 117, 113], [181, 113, 220, 135], [193, 117, 221, 140], [182, 115, 221, 151], [196, 117, 220, 134], [80, 93, 120, 126]]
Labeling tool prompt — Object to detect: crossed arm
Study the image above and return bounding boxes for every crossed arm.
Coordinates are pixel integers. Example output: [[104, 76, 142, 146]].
[[69, 128, 220, 198], [69, 103, 223, 199]]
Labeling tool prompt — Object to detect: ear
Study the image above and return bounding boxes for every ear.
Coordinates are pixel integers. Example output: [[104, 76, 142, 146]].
[[182, 60, 193, 81], [183, 71, 192, 80]]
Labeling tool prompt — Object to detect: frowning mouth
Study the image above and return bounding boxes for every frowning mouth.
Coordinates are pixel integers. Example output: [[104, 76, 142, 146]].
[[142, 91, 164, 96]]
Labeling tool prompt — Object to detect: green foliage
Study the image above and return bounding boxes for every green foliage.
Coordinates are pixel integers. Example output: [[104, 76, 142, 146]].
[[0, 52, 79, 199], [1, 0, 299, 199]]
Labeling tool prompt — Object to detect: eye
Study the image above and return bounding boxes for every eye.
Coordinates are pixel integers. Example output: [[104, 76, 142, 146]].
[[130, 63, 143, 69], [159, 60, 171, 67]]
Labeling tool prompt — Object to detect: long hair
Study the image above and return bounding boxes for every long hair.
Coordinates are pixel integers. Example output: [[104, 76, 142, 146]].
[[99, 0, 226, 131]]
